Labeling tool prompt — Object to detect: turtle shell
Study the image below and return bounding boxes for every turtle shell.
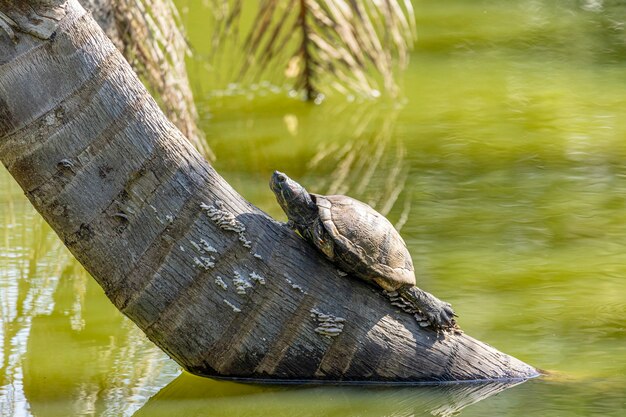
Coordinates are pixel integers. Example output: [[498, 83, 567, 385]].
[[313, 194, 415, 291]]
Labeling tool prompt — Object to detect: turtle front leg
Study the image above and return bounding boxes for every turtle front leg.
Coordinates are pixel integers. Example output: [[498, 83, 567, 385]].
[[398, 286, 457, 331]]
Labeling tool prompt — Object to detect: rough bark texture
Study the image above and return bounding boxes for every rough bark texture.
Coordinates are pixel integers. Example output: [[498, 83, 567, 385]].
[[0, 0, 539, 384]]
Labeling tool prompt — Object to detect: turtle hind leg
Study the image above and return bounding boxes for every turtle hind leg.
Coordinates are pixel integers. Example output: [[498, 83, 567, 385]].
[[398, 286, 457, 331]]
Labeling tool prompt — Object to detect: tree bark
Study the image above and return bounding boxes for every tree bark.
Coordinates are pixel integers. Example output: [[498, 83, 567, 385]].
[[0, 0, 538, 384]]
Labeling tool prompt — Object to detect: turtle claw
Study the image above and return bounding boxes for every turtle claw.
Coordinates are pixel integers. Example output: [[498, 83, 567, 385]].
[[399, 287, 458, 332], [436, 304, 457, 329], [427, 300, 457, 330], [421, 305, 456, 331], [442, 304, 457, 321]]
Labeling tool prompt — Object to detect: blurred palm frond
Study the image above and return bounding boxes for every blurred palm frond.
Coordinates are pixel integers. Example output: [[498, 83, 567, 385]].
[[211, 0, 416, 101], [116, 0, 215, 159], [84, 0, 215, 160]]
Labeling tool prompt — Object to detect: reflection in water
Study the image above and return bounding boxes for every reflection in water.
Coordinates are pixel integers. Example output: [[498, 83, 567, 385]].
[[304, 100, 410, 225], [0, 182, 63, 417], [133, 372, 524, 417], [0, 175, 178, 417]]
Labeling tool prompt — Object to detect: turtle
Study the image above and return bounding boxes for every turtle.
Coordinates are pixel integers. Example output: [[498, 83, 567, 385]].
[[270, 171, 456, 330]]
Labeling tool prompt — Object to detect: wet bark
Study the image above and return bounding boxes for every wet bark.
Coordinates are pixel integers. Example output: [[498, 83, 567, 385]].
[[0, 0, 538, 384]]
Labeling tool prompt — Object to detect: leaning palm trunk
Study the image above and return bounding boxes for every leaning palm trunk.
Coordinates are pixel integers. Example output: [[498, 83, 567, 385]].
[[0, 0, 537, 383]]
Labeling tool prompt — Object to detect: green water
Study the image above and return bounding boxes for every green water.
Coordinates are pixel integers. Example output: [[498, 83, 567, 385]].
[[2, 0, 626, 415]]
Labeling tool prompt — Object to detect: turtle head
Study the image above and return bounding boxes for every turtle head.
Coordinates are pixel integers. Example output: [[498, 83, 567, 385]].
[[270, 171, 318, 226]]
